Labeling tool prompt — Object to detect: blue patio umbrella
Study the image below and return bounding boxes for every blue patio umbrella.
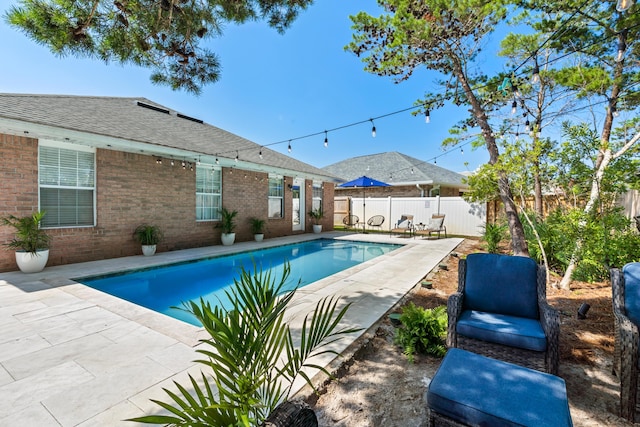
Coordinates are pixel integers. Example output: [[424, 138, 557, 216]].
[[339, 175, 390, 232]]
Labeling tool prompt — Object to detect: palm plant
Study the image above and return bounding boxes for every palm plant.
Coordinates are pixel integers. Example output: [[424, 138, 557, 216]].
[[2, 211, 51, 254], [132, 224, 163, 245], [308, 208, 324, 225], [220, 207, 238, 234], [481, 222, 508, 254], [249, 217, 266, 234], [129, 262, 360, 426]]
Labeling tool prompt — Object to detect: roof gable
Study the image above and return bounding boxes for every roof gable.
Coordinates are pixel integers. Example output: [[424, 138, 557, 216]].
[[323, 151, 467, 187]]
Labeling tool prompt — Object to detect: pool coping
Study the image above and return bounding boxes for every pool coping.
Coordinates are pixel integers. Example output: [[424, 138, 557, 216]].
[[0, 231, 463, 426]]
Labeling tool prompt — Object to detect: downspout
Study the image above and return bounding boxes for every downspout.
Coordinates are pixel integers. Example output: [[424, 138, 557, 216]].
[[416, 183, 424, 197]]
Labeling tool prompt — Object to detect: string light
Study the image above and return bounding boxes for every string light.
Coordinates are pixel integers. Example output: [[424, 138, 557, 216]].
[[460, 147, 464, 155], [525, 119, 530, 132], [511, 100, 517, 115], [616, 30, 628, 63], [182, 160, 186, 169], [235, 151, 239, 163], [215, 156, 219, 165], [288, 140, 292, 153], [196, 156, 201, 166], [170, 159, 175, 166], [259, 147, 263, 159], [425, 110, 431, 123], [156, 157, 162, 164], [410, 167, 414, 174], [617, 0, 633, 11], [370, 119, 376, 138], [531, 63, 540, 84], [323, 131, 328, 148]]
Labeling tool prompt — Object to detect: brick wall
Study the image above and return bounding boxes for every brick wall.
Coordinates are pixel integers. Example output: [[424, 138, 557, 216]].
[[0, 135, 335, 272]]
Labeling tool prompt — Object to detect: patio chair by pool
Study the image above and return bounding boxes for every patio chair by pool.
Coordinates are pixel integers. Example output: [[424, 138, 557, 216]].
[[414, 214, 447, 239], [447, 253, 560, 375], [611, 263, 640, 423], [390, 214, 413, 238], [342, 215, 360, 231], [366, 215, 385, 232]]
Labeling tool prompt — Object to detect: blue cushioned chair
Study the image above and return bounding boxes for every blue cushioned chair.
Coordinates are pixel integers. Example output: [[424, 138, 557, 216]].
[[611, 262, 640, 423], [447, 253, 560, 374]]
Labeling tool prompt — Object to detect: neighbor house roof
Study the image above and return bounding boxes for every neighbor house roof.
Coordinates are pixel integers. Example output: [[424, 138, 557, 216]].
[[0, 93, 338, 182], [323, 152, 468, 188]]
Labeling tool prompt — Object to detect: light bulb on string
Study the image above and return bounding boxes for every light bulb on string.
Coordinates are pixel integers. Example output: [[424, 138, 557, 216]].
[[616, 38, 627, 63], [259, 147, 263, 159], [288, 140, 292, 153], [617, 0, 633, 11], [410, 167, 414, 174], [525, 119, 530, 133], [511, 100, 517, 115], [460, 147, 464, 155], [235, 151, 239, 163], [425, 110, 431, 123], [215, 156, 219, 165], [532, 63, 540, 85], [170, 159, 175, 166], [370, 119, 376, 138], [324, 131, 328, 148], [196, 156, 201, 166], [434, 158, 437, 165], [182, 160, 186, 169]]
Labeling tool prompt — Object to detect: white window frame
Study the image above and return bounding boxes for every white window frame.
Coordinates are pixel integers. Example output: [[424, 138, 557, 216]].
[[312, 181, 323, 211], [268, 174, 284, 218], [196, 165, 222, 221], [38, 139, 96, 228]]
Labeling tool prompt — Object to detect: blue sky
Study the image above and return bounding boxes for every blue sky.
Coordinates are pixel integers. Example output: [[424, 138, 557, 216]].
[[0, 0, 492, 174]]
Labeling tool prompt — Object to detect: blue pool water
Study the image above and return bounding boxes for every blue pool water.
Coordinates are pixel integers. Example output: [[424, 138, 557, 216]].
[[77, 239, 401, 326]]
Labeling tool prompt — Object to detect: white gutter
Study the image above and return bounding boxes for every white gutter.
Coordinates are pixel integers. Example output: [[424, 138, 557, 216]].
[[0, 117, 337, 183]]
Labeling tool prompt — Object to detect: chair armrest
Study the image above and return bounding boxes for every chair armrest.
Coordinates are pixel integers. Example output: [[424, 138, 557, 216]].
[[539, 301, 560, 375], [447, 292, 464, 348]]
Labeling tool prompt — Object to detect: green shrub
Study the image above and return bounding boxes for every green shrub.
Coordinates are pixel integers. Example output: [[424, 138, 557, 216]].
[[522, 207, 640, 282], [394, 304, 447, 362], [481, 222, 507, 253]]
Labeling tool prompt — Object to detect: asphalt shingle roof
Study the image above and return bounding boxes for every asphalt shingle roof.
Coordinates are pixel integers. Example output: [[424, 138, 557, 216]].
[[0, 93, 337, 181], [323, 152, 468, 187]]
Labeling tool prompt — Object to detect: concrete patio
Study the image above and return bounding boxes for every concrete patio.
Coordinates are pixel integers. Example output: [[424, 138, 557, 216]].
[[0, 231, 462, 426]]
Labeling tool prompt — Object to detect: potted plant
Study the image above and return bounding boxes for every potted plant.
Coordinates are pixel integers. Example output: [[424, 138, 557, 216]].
[[249, 217, 266, 242], [133, 224, 163, 256], [308, 208, 324, 233], [2, 211, 51, 273], [219, 207, 238, 246]]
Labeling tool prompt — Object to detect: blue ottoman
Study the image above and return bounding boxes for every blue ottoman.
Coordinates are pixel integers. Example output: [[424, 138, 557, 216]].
[[427, 349, 573, 426]]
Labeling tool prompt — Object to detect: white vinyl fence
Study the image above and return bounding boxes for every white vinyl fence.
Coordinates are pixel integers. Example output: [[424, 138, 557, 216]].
[[338, 196, 487, 237]]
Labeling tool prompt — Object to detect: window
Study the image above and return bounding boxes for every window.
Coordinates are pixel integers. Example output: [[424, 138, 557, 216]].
[[39, 141, 95, 228], [196, 165, 222, 221], [268, 175, 284, 218], [312, 181, 323, 211]]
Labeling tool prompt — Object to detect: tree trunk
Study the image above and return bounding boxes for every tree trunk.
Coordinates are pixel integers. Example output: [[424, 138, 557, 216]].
[[452, 62, 529, 256]]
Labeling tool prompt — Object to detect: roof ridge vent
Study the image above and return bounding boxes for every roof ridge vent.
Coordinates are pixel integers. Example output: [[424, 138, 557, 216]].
[[177, 113, 203, 124], [137, 101, 170, 114]]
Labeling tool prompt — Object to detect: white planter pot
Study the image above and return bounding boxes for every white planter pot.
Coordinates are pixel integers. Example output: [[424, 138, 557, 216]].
[[15, 249, 49, 273], [254, 233, 264, 242], [221, 232, 236, 246], [142, 245, 157, 256], [313, 224, 322, 234]]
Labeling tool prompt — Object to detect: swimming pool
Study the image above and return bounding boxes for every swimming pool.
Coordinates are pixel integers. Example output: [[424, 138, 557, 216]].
[[77, 239, 401, 325]]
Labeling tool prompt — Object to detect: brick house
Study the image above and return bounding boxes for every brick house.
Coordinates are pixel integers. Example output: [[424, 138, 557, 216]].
[[0, 94, 338, 272]]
